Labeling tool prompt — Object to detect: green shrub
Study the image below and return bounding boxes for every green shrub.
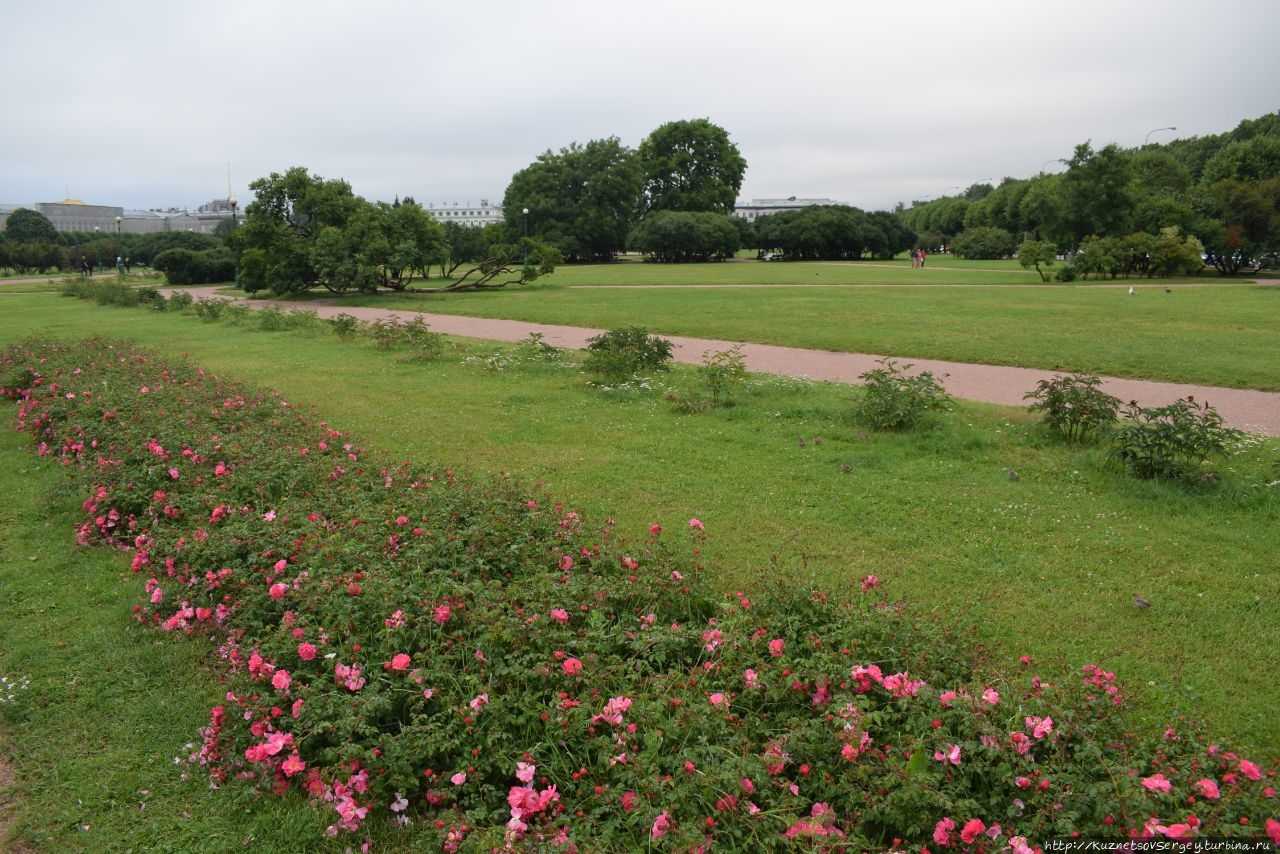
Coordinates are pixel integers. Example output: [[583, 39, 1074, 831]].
[[1024, 372, 1120, 443], [400, 316, 444, 361], [257, 305, 289, 331], [1109, 397, 1244, 483], [8, 337, 1275, 850], [699, 345, 747, 406], [153, 248, 237, 285], [855, 357, 951, 431], [330, 313, 361, 341], [583, 326, 673, 384], [166, 290, 194, 312], [370, 317, 402, 349], [192, 297, 229, 322]]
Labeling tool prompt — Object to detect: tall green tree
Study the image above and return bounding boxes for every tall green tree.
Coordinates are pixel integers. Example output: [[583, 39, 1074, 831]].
[[503, 137, 642, 263], [1058, 142, 1136, 246], [637, 119, 747, 215], [236, 167, 362, 294], [4, 208, 58, 243]]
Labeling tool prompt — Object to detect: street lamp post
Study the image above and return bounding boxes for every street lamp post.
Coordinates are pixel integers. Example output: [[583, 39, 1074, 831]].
[[1144, 126, 1176, 146], [115, 217, 124, 273], [93, 226, 100, 271], [229, 194, 238, 227], [521, 207, 529, 263]]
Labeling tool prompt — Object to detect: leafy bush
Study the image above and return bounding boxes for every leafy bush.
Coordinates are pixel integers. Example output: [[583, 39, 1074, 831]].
[[950, 226, 1016, 260], [855, 357, 951, 431], [399, 315, 444, 361], [1109, 397, 1244, 483], [584, 326, 674, 384], [257, 305, 289, 331], [330, 313, 361, 341], [5, 338, 1277, 850], [192, 297, 229, 322], [166, 289, 194, 312], [152, 248, 236, 285], [1024, 372, 1120, 443]]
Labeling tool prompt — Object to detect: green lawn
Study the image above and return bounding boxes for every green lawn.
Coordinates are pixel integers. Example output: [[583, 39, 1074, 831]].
[[1, 286, 1278, 848], [318, 259, 1280, 390]]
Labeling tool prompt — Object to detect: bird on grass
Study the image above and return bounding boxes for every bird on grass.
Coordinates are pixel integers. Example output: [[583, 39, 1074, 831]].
[[1007, 469, 1019, 481], [1133, 593, 1152, 609]]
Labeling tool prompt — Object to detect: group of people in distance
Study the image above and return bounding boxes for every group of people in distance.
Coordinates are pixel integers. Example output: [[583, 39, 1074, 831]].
[[910, 247, 928, 267]]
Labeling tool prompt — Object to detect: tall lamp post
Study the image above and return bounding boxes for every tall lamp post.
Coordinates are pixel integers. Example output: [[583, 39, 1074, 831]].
[[521, 207, 529, 263], [115, 217, 124, 273], [1144, 126, 1176, 146], [93, 226, 100, 272], [229, 194, 238, 227]]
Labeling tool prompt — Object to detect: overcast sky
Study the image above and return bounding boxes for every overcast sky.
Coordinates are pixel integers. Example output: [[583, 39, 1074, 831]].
[[3, 0, 1277, 215]]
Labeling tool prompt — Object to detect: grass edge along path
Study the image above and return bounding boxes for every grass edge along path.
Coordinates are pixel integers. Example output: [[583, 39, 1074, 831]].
[[1, 337, 1277, 851]]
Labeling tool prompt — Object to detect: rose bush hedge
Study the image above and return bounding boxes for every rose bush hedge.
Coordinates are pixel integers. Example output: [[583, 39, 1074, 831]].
[[4, 338, 1276, 851]]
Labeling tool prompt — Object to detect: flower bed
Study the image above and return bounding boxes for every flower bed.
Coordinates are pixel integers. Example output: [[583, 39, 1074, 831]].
[[4, 338, 1276, 851]]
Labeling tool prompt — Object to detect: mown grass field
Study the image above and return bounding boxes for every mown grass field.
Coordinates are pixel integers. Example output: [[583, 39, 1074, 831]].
[[1, 270, 1277, 849], [330, 259, 1280, 390]]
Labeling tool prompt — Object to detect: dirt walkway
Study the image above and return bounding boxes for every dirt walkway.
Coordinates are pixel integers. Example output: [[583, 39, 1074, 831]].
[[178, 287, 1280, 436]]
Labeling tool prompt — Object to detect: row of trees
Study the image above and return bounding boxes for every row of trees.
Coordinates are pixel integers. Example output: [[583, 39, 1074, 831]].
[[903, 114, 1279, 274], [233, 168, 561, 296], [7, 113, 1275, 286], [0, 207, 225, 275], [502, 119, 749, 263]]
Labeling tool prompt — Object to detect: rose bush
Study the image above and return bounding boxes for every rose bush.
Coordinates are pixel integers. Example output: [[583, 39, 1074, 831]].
[[4, 338, 1276, 851]]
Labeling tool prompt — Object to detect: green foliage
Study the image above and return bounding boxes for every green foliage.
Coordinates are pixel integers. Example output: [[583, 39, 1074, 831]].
[[855, 358, 951, 431], [626, 210, 741, 262], [698, 344, 748, 407], [637, 118, 746, 216], [329, 312, 361, 341], [669, 345, 749, 412], [165, 289, 194, 312], [757, 205, 913, 261], [152, 247, 236, 285], [503, 137, 643, 262], [1024, 372, 1120, 443], [583, 326, 674, 383], [6, 337, 1275, 850], [950, 226, 1016, 260], [1109, 397, 1244, 483], [3, 207, 59, 243], [1017, 239, 1060, 281]]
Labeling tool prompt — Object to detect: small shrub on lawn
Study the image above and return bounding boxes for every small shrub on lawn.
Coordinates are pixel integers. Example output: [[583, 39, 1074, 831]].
[[330, 313, 362, 341], [257, 305, 289, 331], [192, 297, 229, 322], [1025, 372, 1121, 443], [1109, 397, 1244, 484], [584, 326, 673, 384], [166, 289, 194, 312], [700, 345, 748, 407], [400, 316, 444, 361], [4, 338, 1278, 850], [855, 357, 952, 431], [371, 317, 402, 349]]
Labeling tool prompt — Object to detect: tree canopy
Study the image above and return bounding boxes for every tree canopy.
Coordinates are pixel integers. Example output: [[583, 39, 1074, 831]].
[[4, 208, 58, 243], [626, 211, 740, 262], [637, 119, 747, 216], [502, 138, 642, 263], [235, 167, 448, 295]]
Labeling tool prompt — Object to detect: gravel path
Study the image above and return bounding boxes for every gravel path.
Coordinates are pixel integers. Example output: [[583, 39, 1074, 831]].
[[178, 287, 1280, 436]]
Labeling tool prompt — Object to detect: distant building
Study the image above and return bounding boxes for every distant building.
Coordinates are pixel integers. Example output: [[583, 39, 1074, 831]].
[[733, 197, 839, 223], [424, 201, 504, 228], [0, 198, 236, 235]]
